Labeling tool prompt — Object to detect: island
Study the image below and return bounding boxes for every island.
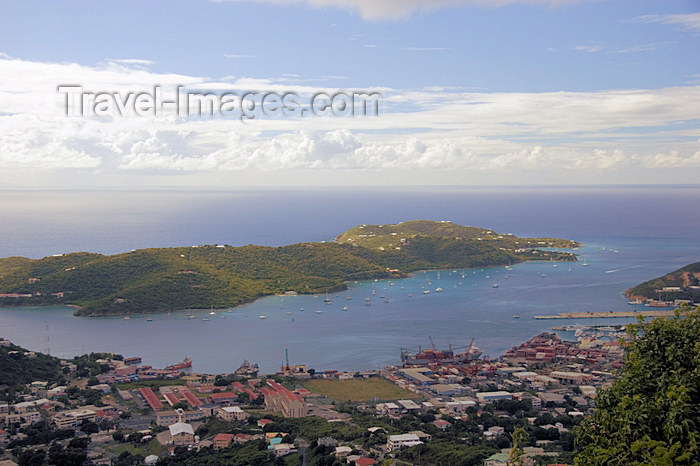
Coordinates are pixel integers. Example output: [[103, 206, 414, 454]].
[[626, 261, 700, 306], [0, 220, 579, 316]]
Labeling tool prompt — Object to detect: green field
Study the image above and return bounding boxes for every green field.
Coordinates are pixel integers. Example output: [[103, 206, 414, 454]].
[[302, 378, 419, 402]]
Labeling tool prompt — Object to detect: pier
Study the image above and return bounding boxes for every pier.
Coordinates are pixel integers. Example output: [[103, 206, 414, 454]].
[[533, 310, 681, 320]]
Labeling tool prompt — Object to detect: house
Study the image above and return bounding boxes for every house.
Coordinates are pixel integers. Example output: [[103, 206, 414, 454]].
[[387, 434, 423, 452], [484, 452, 509, 466], [213, 433, 233, 450], [234, 434, 253, 443], [257, 419, 273, 428], [168, 422, 195, 446], [272, 443, 297, 457], [376, 402, 401, 416], [335, 446, 352, 457], [433, 419, 451, 430]]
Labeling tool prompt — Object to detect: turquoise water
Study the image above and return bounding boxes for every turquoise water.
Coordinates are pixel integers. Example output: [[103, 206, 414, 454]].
[[0, 186, 698, 372]]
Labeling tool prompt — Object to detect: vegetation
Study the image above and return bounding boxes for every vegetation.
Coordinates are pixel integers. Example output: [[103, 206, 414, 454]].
[[575, 307, 700, 465], [0, 220, 578, 316], [626, 261, 700, 302], [301, 377, 419, 402], [0, 342, 64, 386]]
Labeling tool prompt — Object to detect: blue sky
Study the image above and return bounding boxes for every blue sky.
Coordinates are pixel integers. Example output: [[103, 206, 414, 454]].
[[0, 0, 699, 186]]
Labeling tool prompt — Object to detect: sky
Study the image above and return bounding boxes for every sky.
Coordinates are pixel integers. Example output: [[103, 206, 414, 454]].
[[0, 0, 699, 187]]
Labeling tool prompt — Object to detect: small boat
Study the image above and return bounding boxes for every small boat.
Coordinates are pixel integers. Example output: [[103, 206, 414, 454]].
[[492, 283, 499, 288], [435, 287, 443, 292], [541, 273, 547, 277], [209, 311, 216, 315], [628, 299, 643, 305], [220, 315, 225, 319], [408, 293, 413, 297], [146, 317, 153, 322], [123, 316, 130, 320], [423, 290, 430, 294], [187, 315, 195, 320], [258, 315, 267, 319], [315, 310, 322, 314], [202, 318, 209, 321], [513, 315, 520, 319], [342, 306, 348, 311], [300, 308, 304, 312], [286, 311, 292, 315]]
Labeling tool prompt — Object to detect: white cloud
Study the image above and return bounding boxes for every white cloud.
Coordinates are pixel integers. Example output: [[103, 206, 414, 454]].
[[1, 55, 699, 183], [211, 0, 599, 20], [628, 13, 700, 33]]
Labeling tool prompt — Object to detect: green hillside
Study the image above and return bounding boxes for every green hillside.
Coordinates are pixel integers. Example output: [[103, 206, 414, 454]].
[[626, 261, 700, 302], [0, 341, 64, 386], [0, 221, 578, 316]]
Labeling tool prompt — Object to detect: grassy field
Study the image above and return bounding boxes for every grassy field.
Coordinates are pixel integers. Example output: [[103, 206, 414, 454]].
[[301, 378, 419, 402], [108, 438, 164, 457]]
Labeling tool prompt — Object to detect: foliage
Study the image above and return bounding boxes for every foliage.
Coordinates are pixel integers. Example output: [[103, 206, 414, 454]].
[[575, 307, 700, 465], [0, 342, 63, 386], [397, 440, 497, 466], [0, 221, 578, 316], [626, 261, 700, 301]]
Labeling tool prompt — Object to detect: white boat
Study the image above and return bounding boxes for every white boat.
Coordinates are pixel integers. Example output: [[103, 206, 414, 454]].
[[435, 287, 443, 292], [315, 310, 322, 314], [209, 311, 216, 315], [286, 311, 292, 315], [202, 318, 210, 321], [492, 283, 499, 288], [258, 315, 267, 319], [123, 316, 130, 320], [423, 290, 430, 294], [342, 306, 348, 311]]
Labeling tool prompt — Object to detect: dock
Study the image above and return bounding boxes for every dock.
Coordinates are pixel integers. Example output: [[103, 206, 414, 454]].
[[533, 310, 680, 320]]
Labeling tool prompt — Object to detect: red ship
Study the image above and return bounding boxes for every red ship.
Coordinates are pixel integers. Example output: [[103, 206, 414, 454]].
[[165, 357, 192, 371]]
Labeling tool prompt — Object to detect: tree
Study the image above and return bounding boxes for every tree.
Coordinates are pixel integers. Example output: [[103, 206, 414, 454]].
[[509, 427, 528, 466], [575, 307, 700, 465]]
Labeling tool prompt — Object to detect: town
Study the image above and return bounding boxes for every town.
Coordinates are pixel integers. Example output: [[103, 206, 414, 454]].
[[0, 324, 628, 466]]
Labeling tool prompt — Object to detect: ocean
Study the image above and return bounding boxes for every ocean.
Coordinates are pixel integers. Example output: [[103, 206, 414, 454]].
[[1, 186, 699, 373]]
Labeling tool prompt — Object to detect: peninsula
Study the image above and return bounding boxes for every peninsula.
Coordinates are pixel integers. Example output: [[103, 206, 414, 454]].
[[625, 261, 700, 304], [0, 220, 578, 316]]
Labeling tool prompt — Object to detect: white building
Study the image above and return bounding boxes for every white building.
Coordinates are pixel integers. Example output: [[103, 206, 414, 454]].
[[387, 434, 423, 452]]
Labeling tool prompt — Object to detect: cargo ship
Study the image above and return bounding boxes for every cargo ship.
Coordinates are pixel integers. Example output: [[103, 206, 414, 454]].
[[165, 357, 192, 371], [401, 339, 482, 366]]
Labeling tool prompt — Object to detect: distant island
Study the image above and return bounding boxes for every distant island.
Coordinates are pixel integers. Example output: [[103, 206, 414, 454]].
[[626, 261, 700, 304], [0, 220, 579, 316]]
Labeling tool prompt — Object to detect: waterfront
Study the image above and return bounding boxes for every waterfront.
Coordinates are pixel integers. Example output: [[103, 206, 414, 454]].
[[1, 186, 699, 373]]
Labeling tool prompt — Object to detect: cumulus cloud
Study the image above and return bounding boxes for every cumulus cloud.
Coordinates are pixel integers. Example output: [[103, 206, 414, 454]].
[[211, 0, 598, 20], [1, 55, 699, 181]]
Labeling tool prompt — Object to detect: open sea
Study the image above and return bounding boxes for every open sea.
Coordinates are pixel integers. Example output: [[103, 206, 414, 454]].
[[1, 186, 699, 373]]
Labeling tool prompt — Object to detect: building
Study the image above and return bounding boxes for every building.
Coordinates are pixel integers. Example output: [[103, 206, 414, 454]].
[[399, 368, 434, 385], [52, 408, 98, 428], [387, 433, 423, 452], [156, 409, 205, 426], [476, 391, 513, 403], [210, 392, 238, 405], [168, 422, 195, 446], [444, 400, 476, 413], [217, 406, 249, 422], [213, 433, 233, 450], [550, 371, 594, 385], [376, 403, 401, 416], [272, 443, 297, 457], [397, 399, 421, 413], [261, 381, 308, 418], [484, 452, 509, 466]]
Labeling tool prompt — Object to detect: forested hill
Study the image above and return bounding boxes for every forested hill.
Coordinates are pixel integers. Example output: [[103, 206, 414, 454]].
[[626, 261, 700, 302], [0, 220, 578, 316]]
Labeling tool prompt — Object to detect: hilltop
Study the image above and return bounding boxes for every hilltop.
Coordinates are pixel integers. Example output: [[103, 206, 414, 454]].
[[626, 261, 700, 302], [0, 220, 578, 316]]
